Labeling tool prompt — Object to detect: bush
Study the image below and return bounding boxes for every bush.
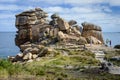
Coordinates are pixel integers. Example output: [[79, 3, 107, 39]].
[[0, 59, 13, 69], [114, 44, 120, 49]]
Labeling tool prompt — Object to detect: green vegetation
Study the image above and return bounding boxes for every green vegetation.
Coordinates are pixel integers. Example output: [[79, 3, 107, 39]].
[[0, 50, 120, 80]]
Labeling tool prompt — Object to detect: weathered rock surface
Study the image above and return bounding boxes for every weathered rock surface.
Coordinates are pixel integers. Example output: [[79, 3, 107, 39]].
[[57, 18, 70, 31], [81, 22, 104, 43], [12, 8, 104, 62], [86, 36, 102, 44], [15, 8, 48, 46]]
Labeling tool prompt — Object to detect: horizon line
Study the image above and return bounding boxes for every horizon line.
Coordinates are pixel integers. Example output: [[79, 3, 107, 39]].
[[0, 31, 120, 33]]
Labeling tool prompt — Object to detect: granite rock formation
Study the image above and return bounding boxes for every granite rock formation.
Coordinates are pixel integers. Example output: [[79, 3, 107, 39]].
[[15, 8, 48, 46], [11, 8, 104, 62], [81, 22, 104, 43]]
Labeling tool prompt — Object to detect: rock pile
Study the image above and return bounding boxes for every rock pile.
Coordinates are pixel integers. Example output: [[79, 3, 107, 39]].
[[9, 43, 57, 62], [11, 8, 104, 62]]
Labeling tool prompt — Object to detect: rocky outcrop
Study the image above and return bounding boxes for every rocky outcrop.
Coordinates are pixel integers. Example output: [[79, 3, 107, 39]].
[[15, 8, 48, 46], [12, 8, 104, 62], [15, 10, 85, 47], [81, 22, 104, 44]]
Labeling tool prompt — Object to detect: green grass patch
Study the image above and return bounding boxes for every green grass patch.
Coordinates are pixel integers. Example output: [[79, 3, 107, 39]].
[[0, 50, 115, 80]]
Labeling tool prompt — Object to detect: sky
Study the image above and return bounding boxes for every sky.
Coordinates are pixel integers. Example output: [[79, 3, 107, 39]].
[[0, 0, 120, 32]]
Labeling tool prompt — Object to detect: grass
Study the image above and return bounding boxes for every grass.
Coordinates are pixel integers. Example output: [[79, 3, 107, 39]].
[[0, 50, 119, 79]]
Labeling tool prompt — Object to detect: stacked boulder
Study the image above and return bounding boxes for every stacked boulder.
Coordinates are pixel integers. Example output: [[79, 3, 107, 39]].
[[12, 8, 104, 62], [15, 8, 48, 46], [81, 22, 104, 44], [49, 13, 83, 44]]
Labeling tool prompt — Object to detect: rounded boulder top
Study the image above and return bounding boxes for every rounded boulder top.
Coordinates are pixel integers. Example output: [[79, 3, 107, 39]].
[[35, 7, 43, 11], [51, 13, 59, 19], [81, 22, 101, 31]]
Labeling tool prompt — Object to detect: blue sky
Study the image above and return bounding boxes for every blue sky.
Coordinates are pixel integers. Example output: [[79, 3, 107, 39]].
[[0, 0, 120, 32]]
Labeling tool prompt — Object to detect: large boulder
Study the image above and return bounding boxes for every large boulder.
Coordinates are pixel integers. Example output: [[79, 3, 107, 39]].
[[81, 22, 101, 31], [81, 22, 104, 44], [15, 8, 48, 46], [58, 31, 65, 41], [68, 20, 77, 26], [57, 18, 70, 31]]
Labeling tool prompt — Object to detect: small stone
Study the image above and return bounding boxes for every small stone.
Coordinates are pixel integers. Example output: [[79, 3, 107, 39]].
[[36, 58, 41, 61], [17, 53, 23, 57], [30, 47, 39, 54], [23, 47, 32, 54], [32, 54, 38, 59], [20, 44, 32, 51], [23, 52, 32, 60], [27, 59, 33, 63]]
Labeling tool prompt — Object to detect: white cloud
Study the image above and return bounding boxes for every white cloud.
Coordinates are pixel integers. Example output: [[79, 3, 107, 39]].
[[100, 6, 112, 12], [0, 0, 16, 2], [29, 0, 120, 7], [0, 14, 15, 19], [44, 7, 66, 13], [65, 0, 107, 6], [68, 0, 120, 7], [44, 6, 120, 32], [44, 6, 105, 14], [0, 0, 119, 32], [31, 0, 107, 6], [0, 4, 34, 11], [30, 0, 64, 5], [0, 4, 18, 11], [109, 0, 120, 6]]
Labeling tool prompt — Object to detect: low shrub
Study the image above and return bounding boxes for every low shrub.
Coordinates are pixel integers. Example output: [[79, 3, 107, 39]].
[[114, 45, 120, 49]]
